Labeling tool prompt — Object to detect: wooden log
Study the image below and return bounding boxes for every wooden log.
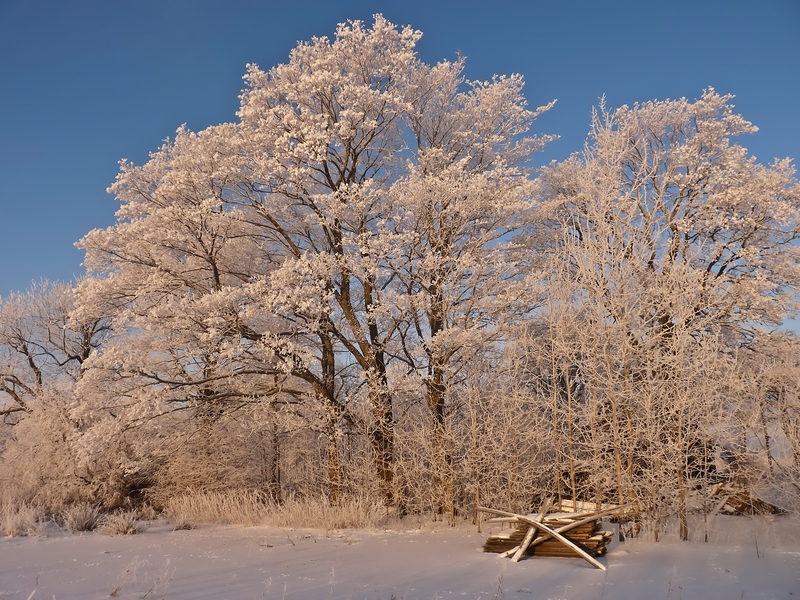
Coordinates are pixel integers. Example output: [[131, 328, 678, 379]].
[[483, 521, 601, 553], [479, 507, 606, 571], [512, 497, 551, 562], [498, 545, 520, 558], [511, 526, 538, 562], [485, 517, 524, 523], [527, 507, 625, 550], [481, 504, 627, 560], [486, 529, 528, 554], [484, 538, 609, 555], [537, 540, 600, 554], [535, 545, 608, 558]]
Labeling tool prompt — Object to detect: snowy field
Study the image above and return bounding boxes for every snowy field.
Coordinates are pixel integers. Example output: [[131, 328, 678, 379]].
[[1, 516, 798, 600]]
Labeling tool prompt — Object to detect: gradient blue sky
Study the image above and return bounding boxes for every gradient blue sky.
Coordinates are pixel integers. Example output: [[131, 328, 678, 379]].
[[1, 0, 798, 298]]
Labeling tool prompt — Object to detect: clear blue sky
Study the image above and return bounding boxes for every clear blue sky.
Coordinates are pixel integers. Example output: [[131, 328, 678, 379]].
[[1, 0, 798, 298]]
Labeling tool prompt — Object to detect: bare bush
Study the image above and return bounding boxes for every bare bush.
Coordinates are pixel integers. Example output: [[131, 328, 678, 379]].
[[146, 410, 281, 510]]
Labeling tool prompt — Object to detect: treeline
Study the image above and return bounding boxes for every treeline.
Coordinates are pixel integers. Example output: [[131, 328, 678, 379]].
[[1, 17, 799, 538]]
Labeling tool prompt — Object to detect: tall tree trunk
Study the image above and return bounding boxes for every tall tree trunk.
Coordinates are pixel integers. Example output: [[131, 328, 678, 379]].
[[566, 366, 578, 502], [327, 421, 342, 505], [428, 371, 455, 524], [677, 465, 688, 541], [368, 305, 394, 506], [371, 385, 394, 505], [552, 356, 564, 506], [759, 392, 775, 477], [426, 280, 454, 523], [265, 421, 282, 504], [319, 330, 346, 505]]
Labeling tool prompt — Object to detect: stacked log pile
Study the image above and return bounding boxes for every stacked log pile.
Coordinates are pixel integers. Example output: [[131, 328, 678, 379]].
[[482, 514, 613, 558], [478, 504, 625, 569]]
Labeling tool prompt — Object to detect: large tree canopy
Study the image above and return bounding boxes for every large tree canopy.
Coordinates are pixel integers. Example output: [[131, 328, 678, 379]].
[[543, 89, 800, 345], [1, 19, 798, 530], [74, 15, 554, 507], [535, 90, 800, 537]]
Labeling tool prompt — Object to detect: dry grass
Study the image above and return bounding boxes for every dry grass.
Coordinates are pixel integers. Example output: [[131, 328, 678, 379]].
[[1, 503, 48, 537], [61, 503, 103, 533], [98, 510, 147, 536], [164, 490, 391, 530], [170, 511, 195, 531], [164, 490, 267, 527], [267, 494, 388, 530]]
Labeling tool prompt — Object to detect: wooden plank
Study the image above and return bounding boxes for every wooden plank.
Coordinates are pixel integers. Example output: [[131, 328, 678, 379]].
[[498, 545, 521, 559], [528, 505, 628, 549], [481, 505, 626, 559], [524, 520, 606, 570], [479, 507, 606, 571], [528, 514, 604, 549], [484, 521, 601, 553]]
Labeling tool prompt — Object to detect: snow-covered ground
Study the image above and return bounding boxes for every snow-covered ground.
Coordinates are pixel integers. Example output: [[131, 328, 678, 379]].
[[1, 516, 798, 599]]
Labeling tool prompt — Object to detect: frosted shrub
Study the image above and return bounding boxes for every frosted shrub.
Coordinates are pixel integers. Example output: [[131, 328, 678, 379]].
[[170, 512, 194, 531], [61, 503, 103, 533], [2, 504, 47, 537], [98, 510, 146, 536]]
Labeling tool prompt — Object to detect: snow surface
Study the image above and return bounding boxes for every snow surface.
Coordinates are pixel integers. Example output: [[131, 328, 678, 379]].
[[1, 517, 798, 599]]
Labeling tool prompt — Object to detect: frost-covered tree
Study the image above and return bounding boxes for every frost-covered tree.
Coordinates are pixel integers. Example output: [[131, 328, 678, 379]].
[[75, 124, 303, 502], [0, 281, 110, 507], [544, 89, 800, 342], [383, 64, 553, 519], [0, 281, 107, 420], [76, 15, 554, 507], [537, 89, 800, 537], [232, 18, 552, 505]]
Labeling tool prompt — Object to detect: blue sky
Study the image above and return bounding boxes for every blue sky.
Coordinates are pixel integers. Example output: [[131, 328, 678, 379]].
[[1, 0, 798, 298]]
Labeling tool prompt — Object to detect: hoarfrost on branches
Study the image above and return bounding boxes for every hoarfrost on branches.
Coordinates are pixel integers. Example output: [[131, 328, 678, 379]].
[[1, 18, 798, 529]]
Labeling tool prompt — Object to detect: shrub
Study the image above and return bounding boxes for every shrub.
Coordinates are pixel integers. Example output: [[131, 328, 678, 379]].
[[1, 503, 47, 537], [98, 510, 147, 536], [170, 512, 195, 531], [61, 503, 103, 533]]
